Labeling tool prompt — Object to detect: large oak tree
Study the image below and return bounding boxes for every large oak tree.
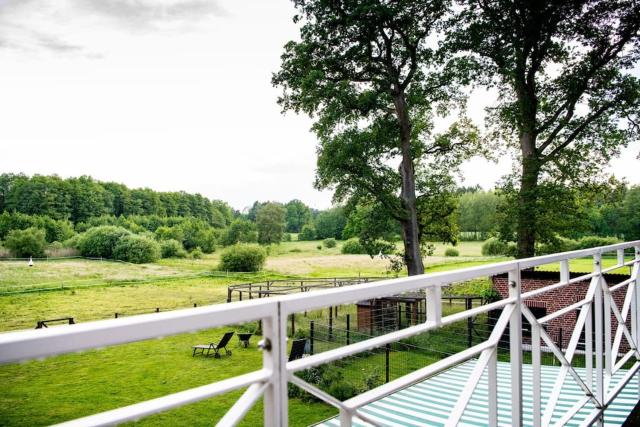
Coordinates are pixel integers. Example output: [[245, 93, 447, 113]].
[[450, 0, 640, 257], [273, 0, 478, 275]]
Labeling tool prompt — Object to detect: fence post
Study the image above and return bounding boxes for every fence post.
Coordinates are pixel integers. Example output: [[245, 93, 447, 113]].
[[156, 307, 160, 313], [227, 288, 232, 303], [397, 305, 402, 329], [290, 313, 295, 337], [193, 303, 197, 308], [346, 314, 351, 345], [114, 313, 118, 319], [466, 298, 473, 348], [385, 344, 390, 383], [329, 306, 333, 341], [310, 321, 315, 355], [426, 286, 442, 325], [508, 267, 522, 426]]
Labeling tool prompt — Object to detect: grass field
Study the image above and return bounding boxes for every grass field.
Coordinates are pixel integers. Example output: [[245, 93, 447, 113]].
[[0, 239, 631, 426]]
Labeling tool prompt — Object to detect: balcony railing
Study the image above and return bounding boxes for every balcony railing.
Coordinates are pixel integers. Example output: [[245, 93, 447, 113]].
[[1, 241, 639, 426]]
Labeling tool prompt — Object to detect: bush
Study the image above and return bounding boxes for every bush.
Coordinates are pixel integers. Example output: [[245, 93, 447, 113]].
[[323, 238, 337, 248], [444, 247, 459, 257], [4, 227, 47, 257], [341, 238, 366, 254], [160, 239, 187, 258], [316, 245, 322, 250], [282, 233, 292, 242], [190, 247, 203, 259], [536, 236, 579, 255], [78, 226, 131, 258], [481, 237, 508, 256], [298, 225, 316, 241], [575, 235, 620, 250], [219, 244, 267, 272], [113, 234, 161, 264]]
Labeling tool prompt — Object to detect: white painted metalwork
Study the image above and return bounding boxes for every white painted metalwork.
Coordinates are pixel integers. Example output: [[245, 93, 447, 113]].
[[0, 241, 639, 426]]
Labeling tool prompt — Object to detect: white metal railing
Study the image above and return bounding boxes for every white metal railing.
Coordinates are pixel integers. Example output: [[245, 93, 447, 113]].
[[1, 241, 639, 426]]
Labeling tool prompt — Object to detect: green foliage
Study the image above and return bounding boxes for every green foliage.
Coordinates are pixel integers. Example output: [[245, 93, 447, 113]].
[[341, 238, 366, 255], [575, 236, 621, 250], [536, 237, 579, 255], [282, 233, 292, 242], [189, 247, 203, 259], [444, 248, 459, 257], [273, 0, 481, 275], [457, 191, 499, 240], [179, 219, 217, 253], [256, 203, 286, 245], [221, 218, 258, 246], [219, 244, 267, 272], [314, 208, 346, 240], [155, 226, 184, 242], [449, 1, 640, 257], [298, 224, 316, 241], [113, 235, 161, 264], [4, 227, 47, 257], [0, 173, 233, 226], [78, 226, 131, 258], [0, 212, 74, 243], [481, 287, 502, 304], [160, 239, 187, 259], [481, 238, 508, 256], [323, 238, 336, 248], [285, 199, 311, 233]]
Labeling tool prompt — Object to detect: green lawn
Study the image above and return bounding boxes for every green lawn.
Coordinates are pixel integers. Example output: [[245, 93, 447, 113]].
[[0, 327, 335, 426]]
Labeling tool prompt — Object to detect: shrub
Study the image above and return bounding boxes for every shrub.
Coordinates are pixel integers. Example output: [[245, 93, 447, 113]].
[[155, 226, 184, 242], [113, 234, 161, 264], [323, 238, 337, 248], [536, 236, 579, 255], [78, 226, 131, 258], [371, 239, 395, 255], [298, 225, 316, 241], [4, 227, 47, 258], [341, 238, 366, 254], [444, 247, 459, 257], [481, 237, 508, 256], [160, 239, 187, 258], [575, 235, 620, 250], [221, 219, 258, 246], [190, 247, 203, 259], [282, 233, 292, 242], [289, 248, 302, 253], [219, 244, 267, 272], [316, 245, 322, 250]]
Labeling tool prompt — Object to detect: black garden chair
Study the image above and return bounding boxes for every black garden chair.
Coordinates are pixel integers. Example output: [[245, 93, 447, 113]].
[[192, 331, 235, 358]]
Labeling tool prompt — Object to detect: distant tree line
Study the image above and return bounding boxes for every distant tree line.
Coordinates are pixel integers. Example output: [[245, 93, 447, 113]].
[[0, 173, 638, 262]]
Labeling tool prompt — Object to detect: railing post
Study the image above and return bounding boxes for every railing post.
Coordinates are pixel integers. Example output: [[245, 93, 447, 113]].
[[339, 408, 352, 427], [532, 318, 541, 427], [488, 346, 498, 427], [508, 267, 522, 426], [633, 246, 640, 400], [262, 303, 287, 427], [594, 253, 605, 427], [426, 286, 441, 325]]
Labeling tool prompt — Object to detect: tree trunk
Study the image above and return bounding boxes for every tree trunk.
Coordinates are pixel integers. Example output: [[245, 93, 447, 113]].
[[517, 131, 540, 259], [394, 91, 425, 276]]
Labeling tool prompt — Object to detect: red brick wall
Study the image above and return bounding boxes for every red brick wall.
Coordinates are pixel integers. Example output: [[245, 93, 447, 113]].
[[491, 271, 632, 352]]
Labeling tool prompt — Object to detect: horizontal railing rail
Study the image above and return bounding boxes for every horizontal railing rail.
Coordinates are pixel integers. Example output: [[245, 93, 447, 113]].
[[0, 241, 639, 426]]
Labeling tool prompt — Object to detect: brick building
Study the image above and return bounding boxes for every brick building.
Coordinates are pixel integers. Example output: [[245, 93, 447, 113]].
[[491, 270, 632, 351]]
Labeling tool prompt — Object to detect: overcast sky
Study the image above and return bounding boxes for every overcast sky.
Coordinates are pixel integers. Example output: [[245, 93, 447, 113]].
[[0, 0, 638, 210]]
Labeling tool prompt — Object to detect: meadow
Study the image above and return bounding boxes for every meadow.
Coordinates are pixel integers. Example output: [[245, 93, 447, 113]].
[[0, 239, 630, 426]]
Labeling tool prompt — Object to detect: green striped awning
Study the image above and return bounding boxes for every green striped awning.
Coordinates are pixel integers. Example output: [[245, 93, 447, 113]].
[[317, 360, 639, 426]]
